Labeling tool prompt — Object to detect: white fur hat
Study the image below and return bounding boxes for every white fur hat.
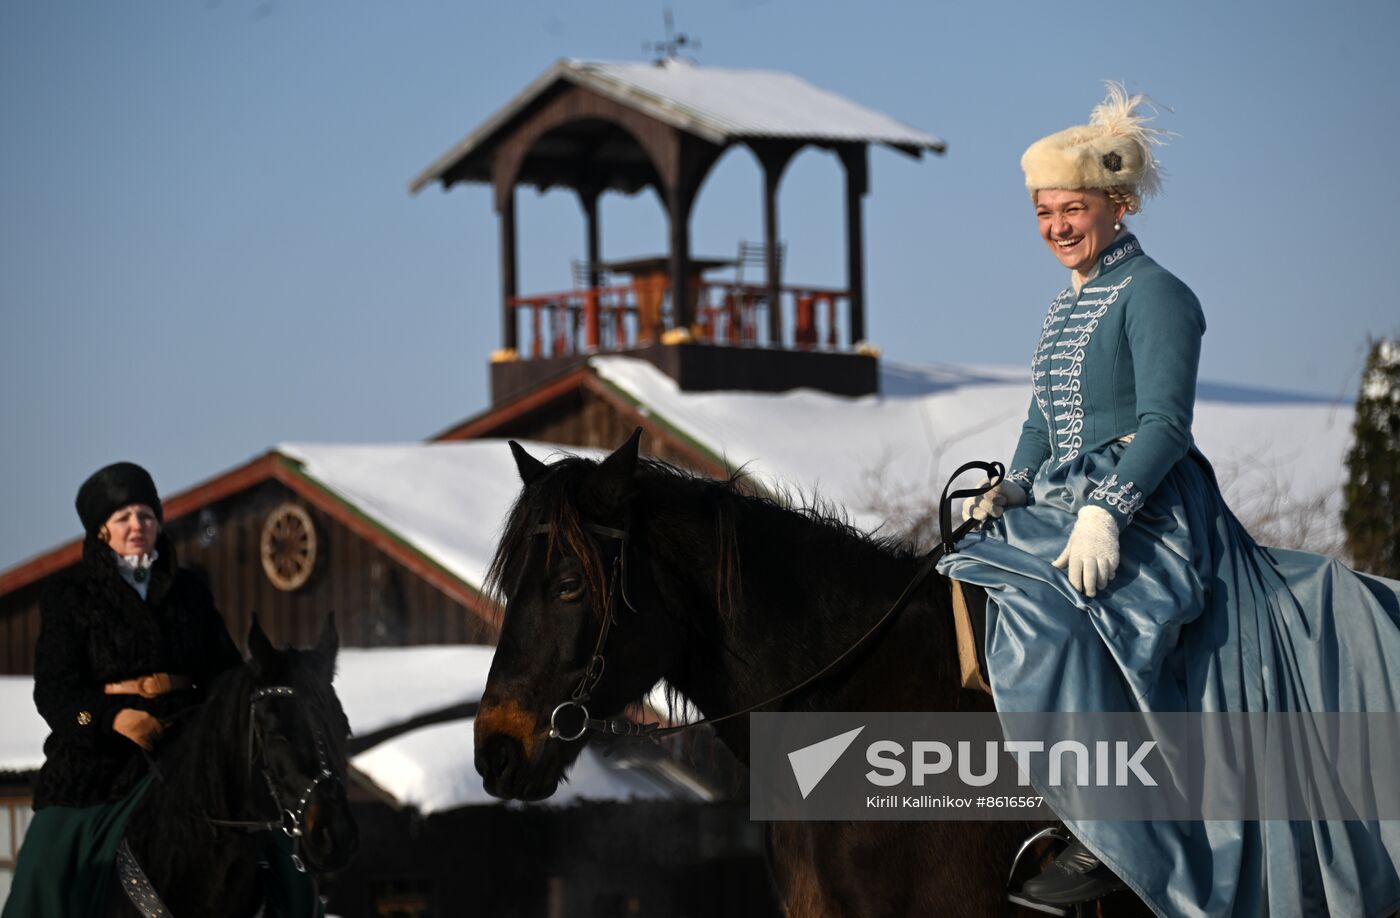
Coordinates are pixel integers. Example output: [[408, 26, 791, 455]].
[[1021, 83, 1166, 200]]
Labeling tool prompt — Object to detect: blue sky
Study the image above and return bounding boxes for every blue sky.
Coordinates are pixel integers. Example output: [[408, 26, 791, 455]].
[[2, 0, 1398, 568]]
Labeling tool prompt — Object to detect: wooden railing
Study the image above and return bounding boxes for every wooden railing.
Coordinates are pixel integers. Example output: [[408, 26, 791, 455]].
[[506, 281, 851, 360]]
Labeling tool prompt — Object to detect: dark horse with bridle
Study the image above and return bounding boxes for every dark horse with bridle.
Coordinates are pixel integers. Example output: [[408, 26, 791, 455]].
[[111, 615, 358, 917], [477, 432, 1150, 916]]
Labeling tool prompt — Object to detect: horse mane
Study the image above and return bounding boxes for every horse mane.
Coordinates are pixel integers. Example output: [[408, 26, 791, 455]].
[[484, 454, 922, 626]]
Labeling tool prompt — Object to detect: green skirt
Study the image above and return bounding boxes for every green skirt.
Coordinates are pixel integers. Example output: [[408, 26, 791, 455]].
[[3, 776, 321, 917], [2, 775, 153, 917]]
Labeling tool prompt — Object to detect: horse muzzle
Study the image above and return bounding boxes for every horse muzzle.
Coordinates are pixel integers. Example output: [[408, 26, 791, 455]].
[[299, 789, 359, 874]]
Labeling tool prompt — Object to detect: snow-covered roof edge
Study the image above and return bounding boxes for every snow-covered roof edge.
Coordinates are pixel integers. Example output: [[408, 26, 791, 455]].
[[410, 58, 945, 194]]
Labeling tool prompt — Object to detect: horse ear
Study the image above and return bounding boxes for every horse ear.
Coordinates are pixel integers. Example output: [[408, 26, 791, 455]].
[[588, 427, 642, 510], [314, 611, 339, 679], [247, 614, 276, 676], [509, 440, 548, 485]]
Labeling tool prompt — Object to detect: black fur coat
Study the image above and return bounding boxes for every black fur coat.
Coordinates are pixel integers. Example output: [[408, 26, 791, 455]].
[[32, 533, 242, 809]]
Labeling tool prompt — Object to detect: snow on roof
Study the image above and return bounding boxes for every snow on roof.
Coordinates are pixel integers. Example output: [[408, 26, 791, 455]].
[[350, 716, 710, 815], [280, 360, 1352, 597], [569, 59, 945, 151], [591, 356, 1355, 547], [0, 677, 47, 773], [279, 439, 603, 594], [333, 645, 495, 737], [410, 58, 943, 193]]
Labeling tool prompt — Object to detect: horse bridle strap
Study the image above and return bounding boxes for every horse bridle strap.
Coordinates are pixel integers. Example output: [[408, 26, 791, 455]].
[[205, 685, 337, 874], [117, 838, 174, 918], [527, 522, 631, 741], [534, 459, 1004, 742]]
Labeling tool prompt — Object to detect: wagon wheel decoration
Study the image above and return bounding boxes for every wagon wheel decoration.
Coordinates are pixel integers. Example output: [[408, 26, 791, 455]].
[[260, 503, 318, 591]]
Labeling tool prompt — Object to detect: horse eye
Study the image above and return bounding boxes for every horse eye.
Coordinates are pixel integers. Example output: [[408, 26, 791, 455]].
[[557, 578, 584, 601]]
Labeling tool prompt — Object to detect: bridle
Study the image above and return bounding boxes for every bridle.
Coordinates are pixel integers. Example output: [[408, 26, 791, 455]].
[[205, 684, 341, 874], [531, 459, 1004, 743], [119, 683, 345, 918]]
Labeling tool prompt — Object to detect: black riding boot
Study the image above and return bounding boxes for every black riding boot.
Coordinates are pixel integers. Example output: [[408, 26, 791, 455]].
[[1017, 840, 1126, 905]]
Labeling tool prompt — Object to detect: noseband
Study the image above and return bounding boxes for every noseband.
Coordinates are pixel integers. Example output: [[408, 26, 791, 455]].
[[528, 459, 1005, 743], [206, 684, 340, 873]]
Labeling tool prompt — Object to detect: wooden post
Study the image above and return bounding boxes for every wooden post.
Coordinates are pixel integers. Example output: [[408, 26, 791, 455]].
[[752, 142, 800, 348], [764, 170, 782, 346], [579, 186, 601, 349], [499, 187, 518, 352], [667, 187, 692, 334], [666, 134, 724, 337], [580, 186, 601, 288], [839, 144, 868, 347]]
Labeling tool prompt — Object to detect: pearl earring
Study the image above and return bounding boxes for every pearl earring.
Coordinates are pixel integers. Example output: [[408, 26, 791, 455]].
[[1114, 221, 1122, 231]]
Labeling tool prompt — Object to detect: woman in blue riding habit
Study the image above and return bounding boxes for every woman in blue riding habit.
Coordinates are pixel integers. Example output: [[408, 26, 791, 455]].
[[940, 83, 1400, 917]]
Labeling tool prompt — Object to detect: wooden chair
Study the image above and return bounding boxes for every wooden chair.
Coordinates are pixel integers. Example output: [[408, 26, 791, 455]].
[[732, 240, 783, 288], [570, 258, 608, 290], [731, 241, 784, 344], [570, 258, 618, 349]]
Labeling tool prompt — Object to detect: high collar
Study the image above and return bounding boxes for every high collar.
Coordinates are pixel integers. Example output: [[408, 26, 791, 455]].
[[1094, 233, 1144, 275], [81, 530, 177, 603]]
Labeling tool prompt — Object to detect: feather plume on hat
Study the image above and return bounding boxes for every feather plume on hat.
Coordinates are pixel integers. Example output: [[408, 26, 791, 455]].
[[1022, 82, 1169, 201]]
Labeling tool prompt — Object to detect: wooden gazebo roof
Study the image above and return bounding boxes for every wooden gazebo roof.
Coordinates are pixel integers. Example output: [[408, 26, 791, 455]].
[[409, 58, 945, 194]]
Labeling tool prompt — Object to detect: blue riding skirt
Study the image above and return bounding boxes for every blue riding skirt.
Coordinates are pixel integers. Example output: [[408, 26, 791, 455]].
[[939, 442, 1400, 918]]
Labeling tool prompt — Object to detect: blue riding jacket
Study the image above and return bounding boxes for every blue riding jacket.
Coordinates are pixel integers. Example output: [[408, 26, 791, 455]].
[[1008, 234, 1205, 527]]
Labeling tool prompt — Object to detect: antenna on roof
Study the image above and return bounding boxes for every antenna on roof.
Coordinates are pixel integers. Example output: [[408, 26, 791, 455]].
[[642, 6, 701, 65]]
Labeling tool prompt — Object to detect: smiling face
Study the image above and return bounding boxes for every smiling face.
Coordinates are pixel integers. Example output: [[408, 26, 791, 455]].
[[1035, 188, 1127, 278], [102, 503, 160, 556]]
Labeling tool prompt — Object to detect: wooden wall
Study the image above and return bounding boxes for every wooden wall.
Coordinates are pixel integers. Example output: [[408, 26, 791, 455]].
[[0, 479, 497, 675], [0, 583, 41, 676]]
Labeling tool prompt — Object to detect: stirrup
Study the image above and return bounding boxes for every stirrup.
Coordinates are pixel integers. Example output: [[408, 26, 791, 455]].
[[1006, 827, 1073, 916]]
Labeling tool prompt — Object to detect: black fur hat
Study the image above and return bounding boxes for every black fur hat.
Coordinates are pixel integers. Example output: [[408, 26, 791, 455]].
[[76, 462, 163, 535]]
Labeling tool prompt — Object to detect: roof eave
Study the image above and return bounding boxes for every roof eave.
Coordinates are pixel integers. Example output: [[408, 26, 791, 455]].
[[408, 59, 577, 195], [408, 59, 739, 196]]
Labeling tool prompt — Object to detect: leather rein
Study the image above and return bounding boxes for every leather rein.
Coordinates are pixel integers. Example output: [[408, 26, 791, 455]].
[[534, 459, 1004, 743]]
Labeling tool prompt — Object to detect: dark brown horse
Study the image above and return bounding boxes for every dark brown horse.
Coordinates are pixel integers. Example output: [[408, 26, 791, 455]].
[[476, 432, 1148, 917], [113, 617, 358, 917]]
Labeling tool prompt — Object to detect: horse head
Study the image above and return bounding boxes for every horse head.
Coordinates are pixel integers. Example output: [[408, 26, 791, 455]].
[[476, 431, 686, 801], [243, 613, 359, 874]]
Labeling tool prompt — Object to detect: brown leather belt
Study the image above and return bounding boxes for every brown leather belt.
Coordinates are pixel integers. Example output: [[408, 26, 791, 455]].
[[103, 673, 194, 698]]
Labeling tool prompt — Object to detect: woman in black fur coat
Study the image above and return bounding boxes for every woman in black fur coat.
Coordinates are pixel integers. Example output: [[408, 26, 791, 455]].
[[4, 461, 242, 916]]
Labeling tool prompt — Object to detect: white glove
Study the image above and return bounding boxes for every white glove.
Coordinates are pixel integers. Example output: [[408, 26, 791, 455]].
[[1052, 506, 1120, 597], [962, 478, 1029, 523]]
